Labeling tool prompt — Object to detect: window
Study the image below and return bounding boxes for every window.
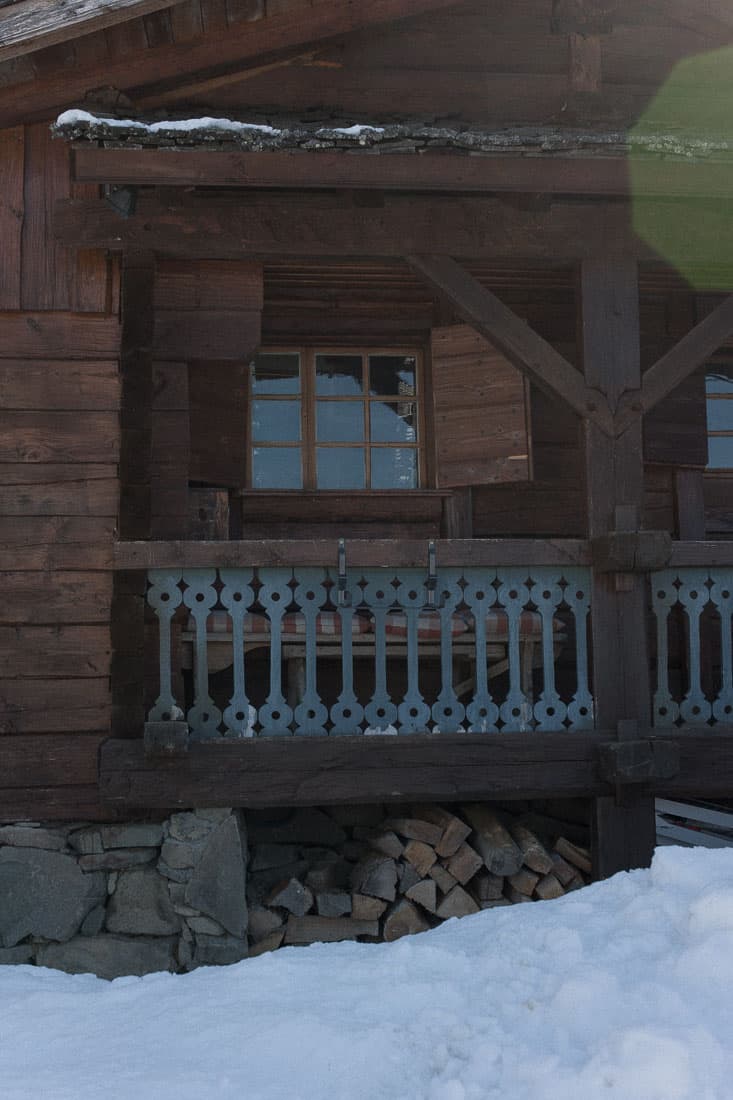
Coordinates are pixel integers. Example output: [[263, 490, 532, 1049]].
[[249, 348, 422, 490], [706, 370, 733, 469]]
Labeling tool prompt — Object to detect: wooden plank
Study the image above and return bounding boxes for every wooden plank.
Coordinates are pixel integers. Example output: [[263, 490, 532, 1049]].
[[0, 470, 118, 516], [0, 361, 119, 409], [0, 572, 113, 624], [409, 255, 614, 433], [0, 678, 111, 734], [154, 309, 260, 360], [569, 32, 601, 92], [113, 536, 592, 569], [0, 626, 111, 678], [99, 731, 610, 807], [0, 542, 113, 571], [53, 193, 656, 267], [0, 0, 464, 126], [0, 786, 116, 823], [579, 257, 656, 878], [0, 412, 119, 463], [0, 313, 120, 358], [703, 472, 733, 536], [188, 359, 247, 487], [0, 0, 204, 64], [20, 123, 73, 312], [668, 540, 733, 568], [151, 362, 189, 538], [0, 732, 104, 787], [0, 515, 115, 544], [674, 468, 706, 539], [0, 127, 23, 309], [155, 258, 263, 310], [643, 373, 708, 467]]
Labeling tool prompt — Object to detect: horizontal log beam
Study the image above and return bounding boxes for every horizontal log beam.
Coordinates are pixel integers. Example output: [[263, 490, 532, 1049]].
[[113, 537, 592, 570], [53, 192, 656, 262], [71, 146, 733, 199], [99, 727, 733, 808]]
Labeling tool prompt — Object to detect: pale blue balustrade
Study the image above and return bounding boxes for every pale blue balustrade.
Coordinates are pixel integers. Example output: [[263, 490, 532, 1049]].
[[146, 564, 593, 739], [652, 569, 733, 728]]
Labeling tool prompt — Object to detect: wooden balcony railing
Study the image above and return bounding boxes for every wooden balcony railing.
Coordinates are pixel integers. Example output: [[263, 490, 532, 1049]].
[[146, 560, 594, 738]]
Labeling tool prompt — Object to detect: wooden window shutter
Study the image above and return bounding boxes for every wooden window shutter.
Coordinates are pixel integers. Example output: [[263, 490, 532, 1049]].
[[430, 324, 532, 487], [188, 360, 248, 487], [643, 372, 708, 467]]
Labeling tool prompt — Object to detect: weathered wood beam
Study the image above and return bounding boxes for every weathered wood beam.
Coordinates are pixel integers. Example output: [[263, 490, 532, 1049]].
[[615, 294, 733, 431], [408, 254, 614, 433], [0, 0, 193, 65], [113, 537, 592, 570], [98, 728, 733, 809], [70, 146, 733, 199], [53, 192, 655, 265], [0, 0, 464, 128]]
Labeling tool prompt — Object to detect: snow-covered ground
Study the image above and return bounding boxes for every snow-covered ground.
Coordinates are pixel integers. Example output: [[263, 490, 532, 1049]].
[[2, 846, 732, 1100]]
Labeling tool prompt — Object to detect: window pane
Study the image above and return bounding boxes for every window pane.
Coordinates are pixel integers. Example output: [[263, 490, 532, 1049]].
[[707, 398, 733, 432], [317, 447, 365, 488], [252, 400, 301, 442], [316, 400, 365, 442], [371, 448, 417, 489], [251, 353, 300, 395], [706, 372, 733, 395], [252, 447, 302, 488], [371, 400, 417, 443], [369, 355, 416, 397], [315, 355, 363, 395], [708, 436, 733, 469]]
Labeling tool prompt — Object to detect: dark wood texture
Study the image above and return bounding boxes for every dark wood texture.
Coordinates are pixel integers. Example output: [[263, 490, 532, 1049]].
[[188, 360, 248, 487], [704, 472, 733, 537], [579, 257, 656, 878], [151, 361, 190, 538], [0, 312, 120, 357], [674, 468, 706, 539], [0, 127, 23, 310], [431, 323, 531, 486], [0, 733, 116, 823]]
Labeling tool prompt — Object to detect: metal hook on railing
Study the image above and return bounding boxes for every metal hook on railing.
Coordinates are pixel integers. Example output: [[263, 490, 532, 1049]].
[[426, 539, 437, 607], [337, 538, 351, 606]]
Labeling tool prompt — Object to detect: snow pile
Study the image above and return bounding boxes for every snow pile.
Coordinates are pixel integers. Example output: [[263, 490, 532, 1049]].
[[1, 846, 732, 1100]]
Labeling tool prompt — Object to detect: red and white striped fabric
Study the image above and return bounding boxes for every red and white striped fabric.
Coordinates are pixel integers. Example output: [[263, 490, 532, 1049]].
[[465, 610, 564, 640], [185, 611, 270, 634], [282, 611, 373, 636], [383, 611, 468, 639]]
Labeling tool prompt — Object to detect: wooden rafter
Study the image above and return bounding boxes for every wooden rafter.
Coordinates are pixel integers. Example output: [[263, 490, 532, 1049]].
[[407, 254, 614, 434]]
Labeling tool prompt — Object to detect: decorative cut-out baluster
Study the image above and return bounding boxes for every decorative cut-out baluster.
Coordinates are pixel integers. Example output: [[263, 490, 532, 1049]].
[[677, 570, 713, 724], [563, 570, 594, 730], [292, 568, 330, 736], [395, 570, 431, 733], [711, 574, 733, 724], [258, 568, 294, 735], [147, 570, 184, 722], [362, 571, 398, 731], [496, 569, 532, 731], [182, 569, 221, 738], [532, 574, 568, 731], [331, 571, 364, 735], [219, 569, 256, 737], [432, 570, 466, 733], [462, 570, 500, 732], [651, 570, 680, 727]]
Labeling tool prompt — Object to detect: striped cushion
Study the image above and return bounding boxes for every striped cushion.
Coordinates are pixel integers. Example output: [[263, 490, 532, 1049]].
[[186, 610, 371, 636], [464, 610, 563, 640], [186, 611, 270, 634], [384, 611, 468, 639]]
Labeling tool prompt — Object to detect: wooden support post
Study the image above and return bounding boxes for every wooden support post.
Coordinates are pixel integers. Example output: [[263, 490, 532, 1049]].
[[112, 251, 155, 737], [579, 258, 656, 878], [674, 468, 706, 540]]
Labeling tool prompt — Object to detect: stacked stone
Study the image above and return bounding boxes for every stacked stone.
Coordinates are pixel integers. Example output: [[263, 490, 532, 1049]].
[[0, 810, 247, 980]]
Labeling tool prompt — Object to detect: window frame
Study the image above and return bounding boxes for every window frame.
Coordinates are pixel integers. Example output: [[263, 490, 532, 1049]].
[[247, 345, 426, 491]]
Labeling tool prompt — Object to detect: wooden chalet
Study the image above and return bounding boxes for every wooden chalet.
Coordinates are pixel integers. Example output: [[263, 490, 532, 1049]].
[[2, 0, 733, 883]]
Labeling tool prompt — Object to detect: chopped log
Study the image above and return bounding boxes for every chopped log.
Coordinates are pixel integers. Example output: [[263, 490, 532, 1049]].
[[412, 804, 472, 857], [507, 867, 540, 896], [364, 830, 404, 859], [305, 859, 350, 892], [549, 851, 578, 887], [472, 869, 504, 901], [385, 817, 443, 847], [480, 898, 511, 909], [520, 810, 589, 848], [404, 878, 438, 914], [351, 893, 388, 921], [428, 863, 458, 894], [315, 891, 352, 918], [507, 823, 555, 875], [565, 873, 586, 891], [403, 839, 437, 877], [554, 837, 592, 875], [265, 877, 313, 917], [504, 885, 533, 904], [250, 843, 301, 871], [249, 929, 285, 956], [436, 884, 480, 920], [443, 842, 483, 886], [248, 906, 284, 943], [383, 899, 431, 942], [397, 862, 423, 894], [462, 805, 523, 876], [350, 854, 397, 901], [534, 873, 565, 901], [284, 916, 379, 945]]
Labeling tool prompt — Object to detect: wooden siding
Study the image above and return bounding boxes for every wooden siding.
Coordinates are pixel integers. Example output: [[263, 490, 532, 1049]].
[[0, 124, 119, 748]]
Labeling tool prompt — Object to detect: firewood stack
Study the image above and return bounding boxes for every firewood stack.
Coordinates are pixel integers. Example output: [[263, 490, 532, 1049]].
[[246, 803, 592, 955]]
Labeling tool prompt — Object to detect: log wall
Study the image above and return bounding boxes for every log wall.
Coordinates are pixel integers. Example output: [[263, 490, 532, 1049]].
[[0, 125, 120, 796]]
